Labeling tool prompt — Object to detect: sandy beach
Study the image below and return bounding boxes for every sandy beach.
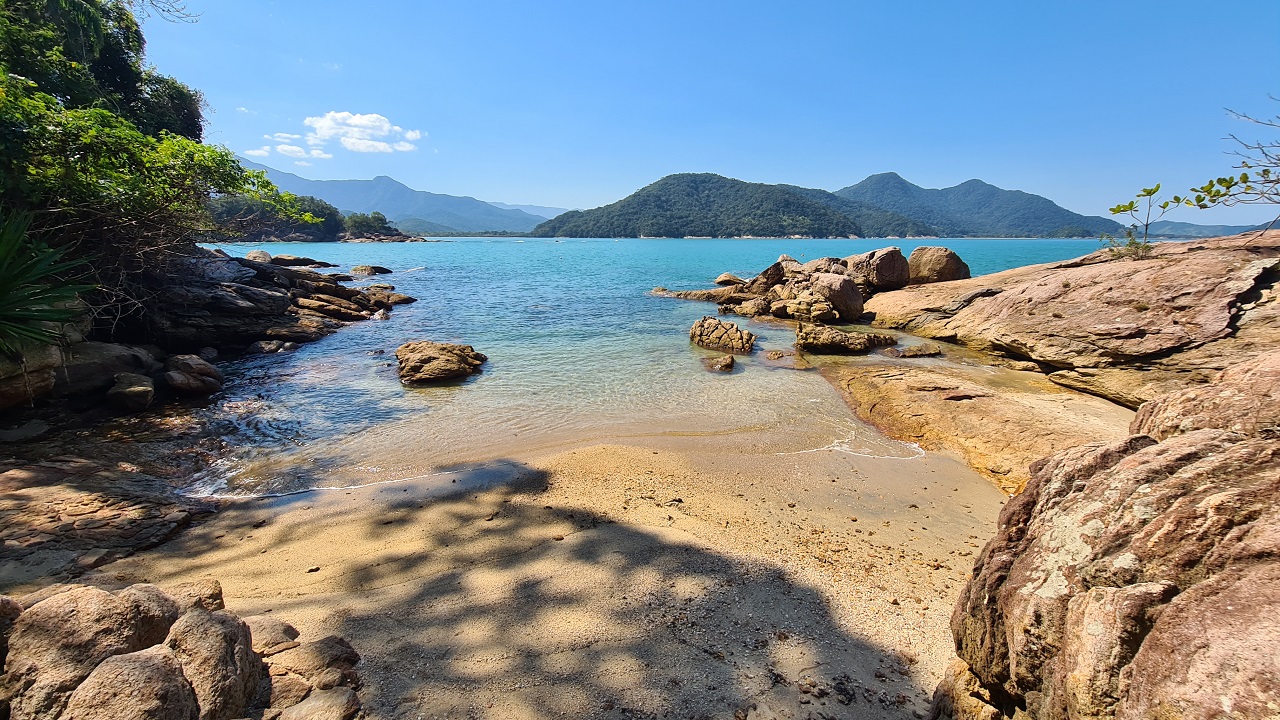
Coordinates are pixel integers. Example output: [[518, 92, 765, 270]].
[[99, 424, 1009, 719]]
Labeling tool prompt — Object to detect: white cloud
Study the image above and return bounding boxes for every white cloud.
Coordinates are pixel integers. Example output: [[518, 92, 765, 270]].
[[302, 111, 421, 153], [236, 107, 256, 114], [295, 161, 312, 167], [340, 137, 394, 153], [247, 111, 422, 161]]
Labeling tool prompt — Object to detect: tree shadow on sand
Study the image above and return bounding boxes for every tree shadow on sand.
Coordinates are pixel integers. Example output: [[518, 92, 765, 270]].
[[127, 459, 934, 720]]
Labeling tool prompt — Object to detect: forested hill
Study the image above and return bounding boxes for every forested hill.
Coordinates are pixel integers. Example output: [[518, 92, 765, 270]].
[[531, 174, 907, 238], [834, 172, 1123, 238], [240, 161, 546, 233]]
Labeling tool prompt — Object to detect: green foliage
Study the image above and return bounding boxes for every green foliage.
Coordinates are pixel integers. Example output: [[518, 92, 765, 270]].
[[210, 194, 342, 242], [0, 212, 93, 356], [344, 211, 400, 237], [1102, 184, 1193, 259], [531, 174, 864, 239]]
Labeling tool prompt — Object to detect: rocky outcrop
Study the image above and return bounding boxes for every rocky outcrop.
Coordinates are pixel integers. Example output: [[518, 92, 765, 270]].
[[935, 351, 1280, 719], [351, 265, 392, 275], [664, 248, 967, 324], [868, 232, 1280, 408], [908, 247, 971, 284], [689, 316, 756, 353], [395, 341, 487, 384], [795, 325, 894, 354], [1, 248, 418, 412], [882, 342, 942, 358], [0, 581, 363, 720]]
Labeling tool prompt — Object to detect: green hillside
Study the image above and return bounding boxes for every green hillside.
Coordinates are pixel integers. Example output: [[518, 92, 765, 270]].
[[530, 174, 864, 238], [834, 173, 1122, 237]]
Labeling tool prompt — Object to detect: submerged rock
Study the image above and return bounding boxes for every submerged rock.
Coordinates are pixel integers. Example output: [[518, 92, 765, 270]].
[[882, 342, 942, 358], [795, 325, 895, 354], [270, 254, 335, 268], [689, 316, 756, 353], [702, 354, 735, 373], [395, 341, 487, 384]]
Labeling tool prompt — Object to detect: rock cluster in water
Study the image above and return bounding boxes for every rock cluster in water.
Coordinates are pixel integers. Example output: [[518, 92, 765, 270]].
[[664, 246, 969, 356], [395, 341, 488, 384], [0, 579, 363, 720]]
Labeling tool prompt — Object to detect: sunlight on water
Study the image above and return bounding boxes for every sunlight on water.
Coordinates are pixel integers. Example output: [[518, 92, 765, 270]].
[[192, 237, 1098, 496]]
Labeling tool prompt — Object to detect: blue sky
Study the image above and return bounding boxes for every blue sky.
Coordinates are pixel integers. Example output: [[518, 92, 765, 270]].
[[143, 0, 1280, 223]]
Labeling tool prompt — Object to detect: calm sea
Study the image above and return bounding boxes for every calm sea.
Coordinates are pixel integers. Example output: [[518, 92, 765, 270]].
[[192, 237, 1102, 496]]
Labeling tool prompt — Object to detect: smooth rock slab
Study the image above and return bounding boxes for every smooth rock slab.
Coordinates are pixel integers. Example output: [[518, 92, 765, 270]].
[[395, 342, 487, 384]]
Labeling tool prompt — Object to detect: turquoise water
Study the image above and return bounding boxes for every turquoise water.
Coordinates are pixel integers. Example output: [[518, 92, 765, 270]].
[[193, 237, 1101, 496]]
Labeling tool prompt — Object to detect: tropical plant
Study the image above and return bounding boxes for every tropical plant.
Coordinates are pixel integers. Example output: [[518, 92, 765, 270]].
[[1102, 184, 1192, 259], [1184, 100, 1280, 231], [0, 213, 92, 357]]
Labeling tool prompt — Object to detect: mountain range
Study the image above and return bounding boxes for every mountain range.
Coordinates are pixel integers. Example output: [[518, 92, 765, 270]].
[[531, 172, 1124, 238], [241, 161, 1260, 239], [240, 160, 552, 233]]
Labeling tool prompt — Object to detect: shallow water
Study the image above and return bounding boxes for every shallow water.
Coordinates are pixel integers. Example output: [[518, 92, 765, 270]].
[[193, 237, 1101, 496]]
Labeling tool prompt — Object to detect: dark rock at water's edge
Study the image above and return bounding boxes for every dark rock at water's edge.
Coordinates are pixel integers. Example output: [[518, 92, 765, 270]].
[[395, 341, 487, 384], [933, 351, 1280, 720], [351, 265, 393, 275], [0, 247, 418, 413], [0, 580, 364, 720], [689, 316, 756, 353]]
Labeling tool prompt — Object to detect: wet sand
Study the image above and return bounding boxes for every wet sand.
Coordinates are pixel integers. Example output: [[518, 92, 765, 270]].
[[104, 425, 1005, 719]]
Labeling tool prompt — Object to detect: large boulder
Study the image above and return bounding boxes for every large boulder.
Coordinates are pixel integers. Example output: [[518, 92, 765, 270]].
[[907, 246, 971, 284], [939, 352, 1280, 720], [0, 343, 60, 412], [244, 250, 272, 263], [689, 316, 756, 353], [350, 265, 392, 275], [795, 325, 894, 354], [714, 272, 745, 286], [395, 342, 487, 384], [165, 609, 261, 720], [61, 646, 199, 720], [845, 247, 910, 293], [808, 272, 865, 321], [1130, 351, 1280, 440], [0, 595, 21, 668], [52, 342, 159, 397], [2, 586, 148, 719], [799, 257, 847, 275]]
